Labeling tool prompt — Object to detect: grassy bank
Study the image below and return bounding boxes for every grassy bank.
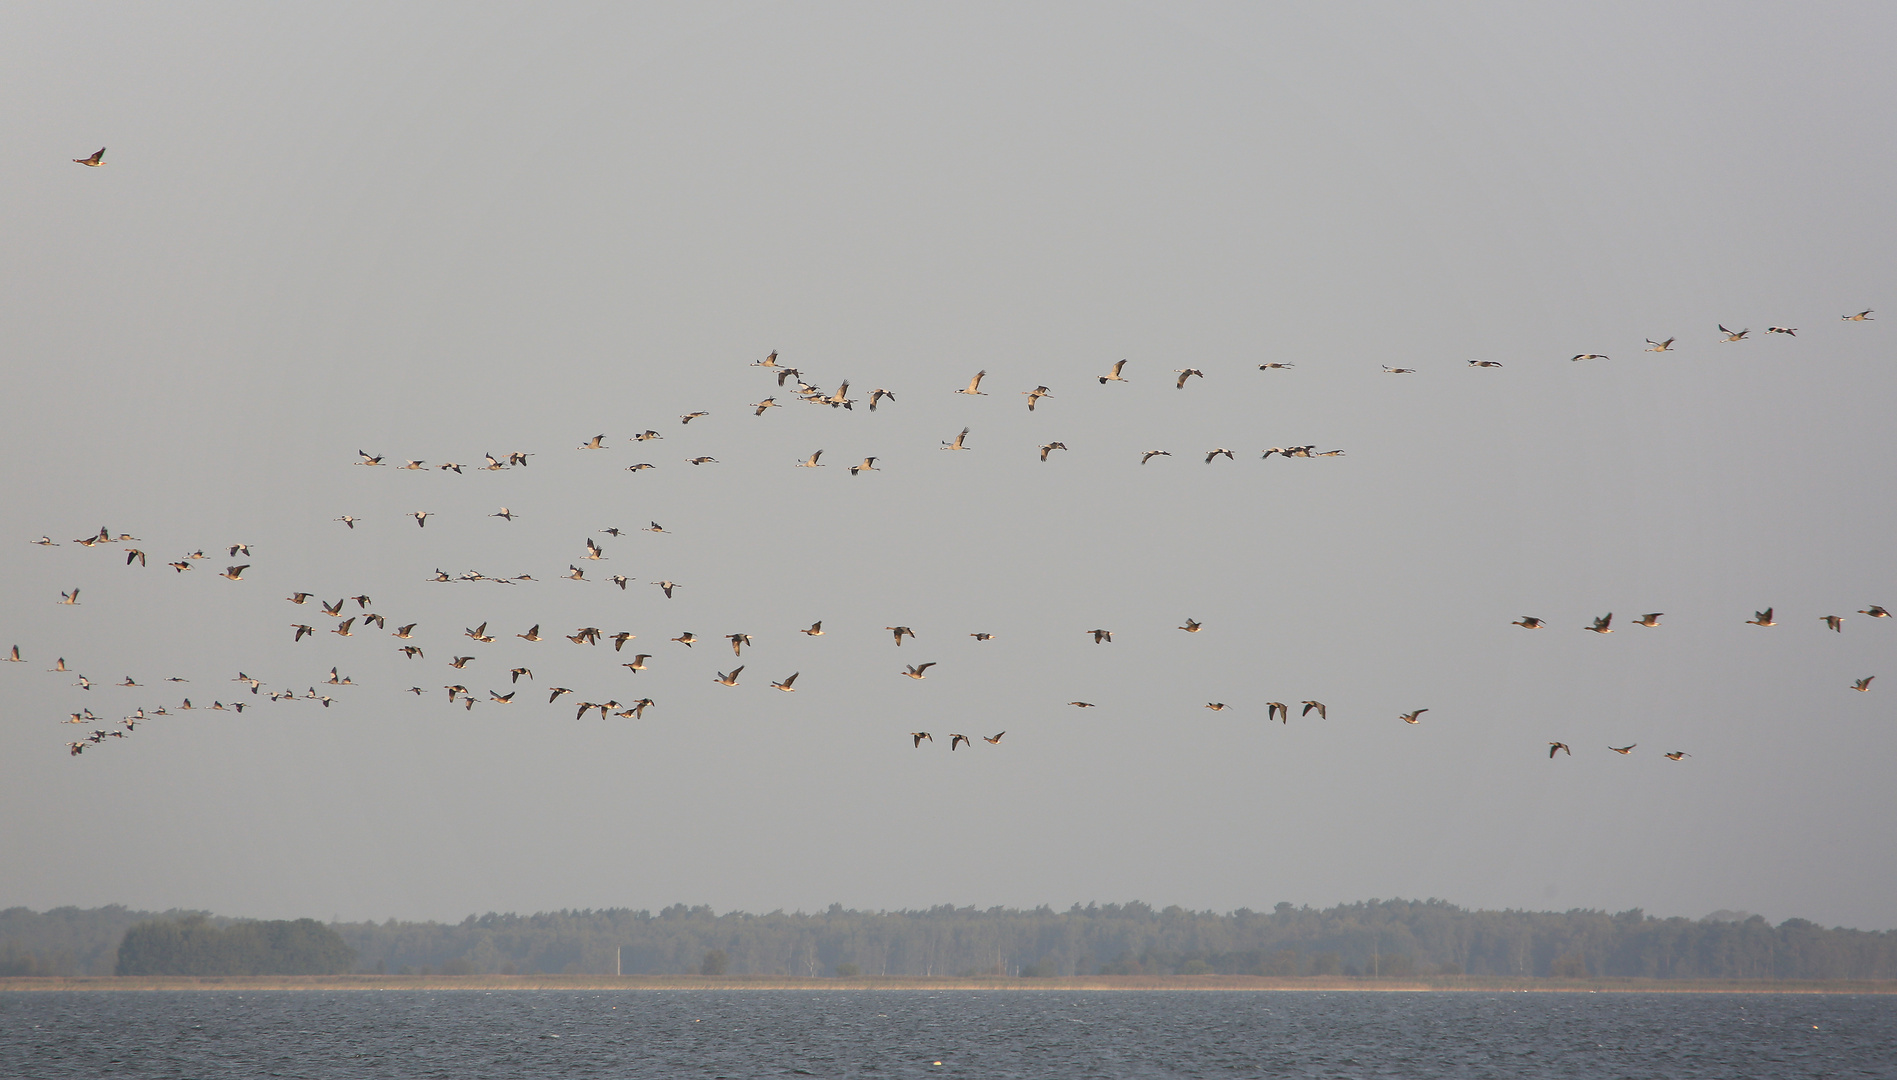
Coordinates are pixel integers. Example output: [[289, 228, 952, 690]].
[[4, 974, 1893, 993]]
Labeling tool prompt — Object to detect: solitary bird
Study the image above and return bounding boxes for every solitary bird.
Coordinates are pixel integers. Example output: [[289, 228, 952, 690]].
[[1174, 368, 1204, 389], [1853, 676, 1875, 692], [941, 427, 970, 451], [74, 148, 106, 166], [1645, 338, 1675, 352], [1747, 608, 1776, 627], [1399, 709, 1428, 724], [713, 666, 744, 687], [956, 370, 988, 396], [1822, 615, 1845, 633], [1039, 442, 1067, 461], [1098, 359, 1129, 384], [901, 663, 936, 679], [1301, 701, 1326, 719], [1513, 616, 1546, 629], [1587, 614, 1613, 634], [1179, 619, 1201, 633], [1718, 325, 1749, 342], [1633, 613, 1664, 628], [970, 632, 993, 641], [911, 732, 933, 747], [1609, 744, 1636, 755], [771, 673, 799, 692], [801, 622, 824, 636], [411, 512, 431, 528], [1088, 629, 1112, 643], [492, 508, 515, 521], [1549, 742, 1571, 758], [1023, 386, 1051, 411]]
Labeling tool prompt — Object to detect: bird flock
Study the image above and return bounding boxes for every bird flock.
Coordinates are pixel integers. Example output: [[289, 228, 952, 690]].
[[15, 148, 1888, 765]]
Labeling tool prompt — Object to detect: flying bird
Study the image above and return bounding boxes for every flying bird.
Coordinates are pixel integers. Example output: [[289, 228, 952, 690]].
[[1174, 368, 1204, 389], [1609, 744, 1636, 755], [1587, 614, 1613, 634], [1842, 310, 1873, 321], [681, 412, 709, 424], [1205, 703, 1228, 711], [1664, 751, 1690, 761], [886, 626, 916, 645], [771, 673, 799, 692], [1088, 629, 1112, 643], [941, 427, 970, 451], [1766, 326, 1797, 336], [713, 666, 744, 687], [1570, 354, 1609, 362], [1512, 617, 1546, 629], [654, 581, 679, 598], [752, 398, 781, 416], [1822, 615, 1845, 633], [1549, 742, 1571, 758], [1140, 450, 1171, 464], [801, 622, 824, 636], [955, 370, 988, 396], [1099, 359, 1129, 384], [796, 450, 825, 468], [671, 631, 697, 647], [1645, 338, 1675, 352], [1383, 365, 1417, 373], [901, 663, 936, 679], [1399, 709, 1428, 724], [948, 734, 971, 751], [970, 632, 993, 641], [911, 732, 933, 747], [220, 565, 249, 581], [1633, 613, 1664, 628], [74, 148, 106, 166], [1258, 363, 1294, 370], [1468, 360, 1503, 368], [1266, 702, 1289, 724], [1301, 701, 1326, 719], [983, 732, 1004, 744], [1747, 608, 1776, 627], [1853, 676, 1875, 692], [1718, 325, 1749, 342], [1069, 702, 1095, 708], [850, 457, 879, 475], [411, 512, 431, 527], [868, 388, 896, 411], [1039, 442, 1067, 461], [1023, 386, 1051, 411], [1204, 449, 1235, 463], [1859, 605, 1889, 618], [622, 654, 651, 671], [292, 624, 314, 642]]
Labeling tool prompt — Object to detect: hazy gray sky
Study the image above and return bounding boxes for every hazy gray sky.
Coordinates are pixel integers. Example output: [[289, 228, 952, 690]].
[[4, 2, 1894, 928]]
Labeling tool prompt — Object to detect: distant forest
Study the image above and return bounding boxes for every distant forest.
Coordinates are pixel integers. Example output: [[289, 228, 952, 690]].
[[4, 900, 1895, 980]]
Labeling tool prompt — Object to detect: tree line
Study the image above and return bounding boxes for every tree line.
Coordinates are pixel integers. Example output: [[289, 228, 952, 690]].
[[4, 900, 1894, 979]]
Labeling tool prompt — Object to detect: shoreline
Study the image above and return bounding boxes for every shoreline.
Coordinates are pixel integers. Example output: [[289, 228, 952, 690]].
[[4, 974, 1892, 994]]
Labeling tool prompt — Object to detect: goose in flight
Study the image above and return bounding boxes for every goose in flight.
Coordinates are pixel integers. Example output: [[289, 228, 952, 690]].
[[125, 548, 146, 566], [1069, 701, 1095, 708], [447, 655, 475, 670], [400, 645, 423, 659], [1301, 701, 1326, 719], [1204, 449, 1235, 463], [647, 521, 669, 533], [611, 632, 635, 652], [727, 633, 751, 656], [713, 666, 744, 687], [1382, 365, 1417, 373], [1766, 326, 1797, 336], [547, 687, 573, 703], [887, 626, 916, 645], [1860, 605, 1889, 618], [948, 734, 971, 751], [1258, 362, 1294, 370], [1548, 742, 1571, 758], [796, 450, 825, 468], [1609, 744, 1636, 755], [655, 580, 678, 598], [1399, 709, 1428, 724], [491, 508, 516, 521], [850, 457, 879, 475], [220, 565, 249, 581], [74, 148, 106, 166], [1174, 368, 1204, 389], [1570, 354, 1609, 362], [1645, 338, 1675, 352], [1023, 386, 1051, 411], [752, 398, 781, 416], [1853, 676, 1875, 692], [681, 412, 710, 424], [1039, 442, 1067, 461], [33, 537, 57, 546], [334, 515, 360, 529], [58, 588, 80, 604], [1140, 450, 1171, 464], [1843, 310, 1874, 321], [1099, 359, 1130, 383], [984, 732, 1004, 744], [488, 690, 514, 704], [292, 624, 314, 642], [622, 654, 651, 671], [671, 631, 697, 647], [4, 646, 20, 662], [1587, 613, 1613, 634], [1746, 608, 1776, 627], [1664, 751, 1690, 761], [578, 434, 606, 449], [687, 456, 718, 465], [1512, 616, 1546, 629], [1633, 613, 1664, 628], [956, 370, 988, 395], [1088, 629, 1112, 643], [754, 350, 778, 368], [901, 662, 936, 679], [1468, 360, 1503, 368], [802, 622, 824, 636], [942, 427, 970, 451], [506, 624, 536, 643], [634, 430, 663, 441], [320, 598, 345, 616], [771, 672, 799, 692], [330, 617, 357, 638], [970, 632, 993, 641], [911, 731, 933, 747], [1179, 619, 1201, 632], [1205, 702, 1229, 711], [1719, 325, 1749, 342], [410, 512, 431, 528], [1266, 702, 1289, 724], [1822, 614, 1845, 633], [465, 622, 495, 643]]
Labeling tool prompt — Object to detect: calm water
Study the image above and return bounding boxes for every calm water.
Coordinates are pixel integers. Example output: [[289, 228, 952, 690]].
[[2, 990, 1892, 1079]]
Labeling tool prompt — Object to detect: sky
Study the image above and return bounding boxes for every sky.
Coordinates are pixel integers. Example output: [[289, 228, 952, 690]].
[[3, 2, 1894, 929]]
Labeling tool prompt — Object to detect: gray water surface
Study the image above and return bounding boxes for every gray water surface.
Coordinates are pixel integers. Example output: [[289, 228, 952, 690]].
[[3, 990, 1892, 1079]]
